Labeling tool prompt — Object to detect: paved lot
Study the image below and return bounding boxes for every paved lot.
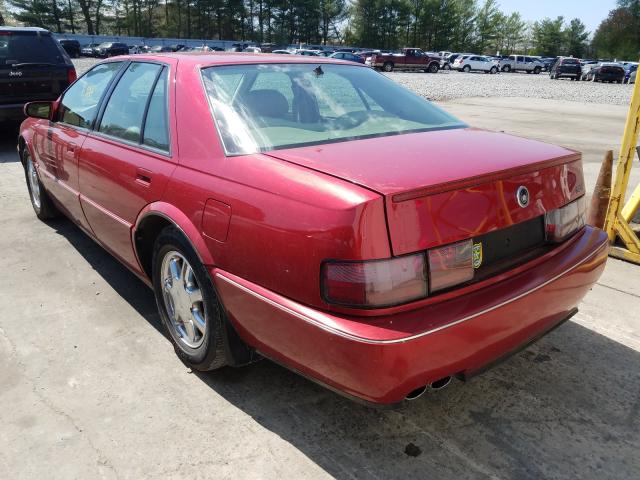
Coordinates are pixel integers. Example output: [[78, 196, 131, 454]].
[[1, 80, 640, 479]]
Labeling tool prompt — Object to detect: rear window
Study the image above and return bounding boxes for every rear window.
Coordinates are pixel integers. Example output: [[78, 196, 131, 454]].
[[202, 63, 465, 155], [561, 59, 579, 65], [0, 31, 66, 67]]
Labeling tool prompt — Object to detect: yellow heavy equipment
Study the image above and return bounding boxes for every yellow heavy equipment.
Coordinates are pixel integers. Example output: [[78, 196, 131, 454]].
[[603, 72, 640, 264]]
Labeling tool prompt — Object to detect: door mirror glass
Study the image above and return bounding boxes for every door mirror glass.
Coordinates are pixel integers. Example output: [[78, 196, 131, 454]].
[[24, 101, 52, 119]]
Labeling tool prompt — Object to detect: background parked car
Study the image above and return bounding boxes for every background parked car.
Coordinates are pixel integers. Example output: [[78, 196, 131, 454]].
[[539, 57, 556, 72], [243, 46, 262, 53], [550, 57, 581, 81], [81, 43, 100, 57], [629, 70, 637, 84], [150, 45, 174, 53], [453, 55, 499, 74], [580, 60, 599, 80], [624, 63, 638, 83], [0, 27, 76, 124], [295, 49, 322, 56], [59, 39, 81, 58], [501, 55, 543, 74], [272, 49, 292, 54], [329, 51, 365, 63], [584, 63, 626, 83], [97, 42, 129, 57]]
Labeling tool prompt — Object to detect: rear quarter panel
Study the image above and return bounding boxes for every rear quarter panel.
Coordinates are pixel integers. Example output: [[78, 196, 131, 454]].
[[165, 61, 390, 308]]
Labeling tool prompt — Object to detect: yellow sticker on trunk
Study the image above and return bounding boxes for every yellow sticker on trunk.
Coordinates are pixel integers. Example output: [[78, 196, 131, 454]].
[[472, 243, 483, 269]]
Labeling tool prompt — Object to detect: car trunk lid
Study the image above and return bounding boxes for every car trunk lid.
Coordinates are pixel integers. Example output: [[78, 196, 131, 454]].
[[265, 128, 584, 255]]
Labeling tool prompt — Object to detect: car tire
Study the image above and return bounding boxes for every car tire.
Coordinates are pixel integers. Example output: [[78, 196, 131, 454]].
[[152, 226, 227, 372], [463, 65, 471, 73], [534, 67, 541, 74], [383, 62, 394, 72], [503, 65, 511, 72], [490, 67, 498, 74], [427, 62, 439, 73], [443, 64, 451, 70], [23, 150, 59, 221], [575, 75, 580, 81]]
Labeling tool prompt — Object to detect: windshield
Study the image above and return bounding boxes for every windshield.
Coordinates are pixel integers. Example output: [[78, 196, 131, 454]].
[[202, 63, 464, 155], [0, 31, 66, 66]]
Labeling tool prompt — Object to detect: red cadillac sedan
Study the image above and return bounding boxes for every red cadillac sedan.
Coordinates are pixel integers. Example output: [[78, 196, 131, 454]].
[[18, 54, 609, 405]]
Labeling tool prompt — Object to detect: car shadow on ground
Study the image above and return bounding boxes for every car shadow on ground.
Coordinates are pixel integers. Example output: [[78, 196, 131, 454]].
[[48, 217, 640, 479]]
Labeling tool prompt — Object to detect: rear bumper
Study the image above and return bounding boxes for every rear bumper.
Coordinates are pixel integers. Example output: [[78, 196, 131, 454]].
[[556, 70, 581, 77], [213, 226, 609, 404]]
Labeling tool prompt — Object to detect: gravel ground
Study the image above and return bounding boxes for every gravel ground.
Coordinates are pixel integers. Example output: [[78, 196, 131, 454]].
[[387, 70, 634, 104], [72, 57, 634, 105]]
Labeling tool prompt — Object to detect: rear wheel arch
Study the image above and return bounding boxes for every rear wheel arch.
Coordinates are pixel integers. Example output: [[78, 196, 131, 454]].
[[133, 206, 216, 281], [135, 206, 257, 367]]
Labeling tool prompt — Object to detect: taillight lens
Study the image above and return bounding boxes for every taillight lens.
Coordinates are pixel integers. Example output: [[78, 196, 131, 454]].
[[67, 67, 77, 85], [428, 239, 474, 292], [322, 254, 427, 308], [545, 196, 586, 242]]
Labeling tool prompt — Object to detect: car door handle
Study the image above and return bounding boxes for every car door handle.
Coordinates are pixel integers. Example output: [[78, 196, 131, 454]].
[[135, 168, 152, 185]]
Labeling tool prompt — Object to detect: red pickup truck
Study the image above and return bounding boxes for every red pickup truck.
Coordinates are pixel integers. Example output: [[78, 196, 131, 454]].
[[367, 48, 441, 73]]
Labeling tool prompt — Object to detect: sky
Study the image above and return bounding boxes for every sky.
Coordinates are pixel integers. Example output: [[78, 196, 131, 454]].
[[498, 0, 618, 33]]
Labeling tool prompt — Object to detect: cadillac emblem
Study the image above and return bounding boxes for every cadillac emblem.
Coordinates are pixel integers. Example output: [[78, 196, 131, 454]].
[[472, 242, 483, 269], [516, 186, 530, 208]]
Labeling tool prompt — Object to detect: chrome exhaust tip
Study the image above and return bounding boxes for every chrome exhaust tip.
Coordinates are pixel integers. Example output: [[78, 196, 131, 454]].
[[405, 376, 453, 401], [405, 385, 428, 401], [428, 376, 452, 391]]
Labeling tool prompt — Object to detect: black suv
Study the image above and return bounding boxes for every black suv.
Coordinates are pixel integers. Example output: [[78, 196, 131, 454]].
[[550, 57, 581, 81], [59, 39, 81, 58], [96, 42, 129, 57], [0, 27, 77, 123]]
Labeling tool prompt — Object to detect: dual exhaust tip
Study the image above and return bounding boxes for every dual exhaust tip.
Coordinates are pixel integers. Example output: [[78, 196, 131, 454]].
[[405, 376, 452, 401]]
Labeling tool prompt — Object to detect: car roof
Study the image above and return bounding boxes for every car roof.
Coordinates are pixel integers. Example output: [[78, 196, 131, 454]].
[[0, 26, 50, 32], [114, 52, 367, 67]]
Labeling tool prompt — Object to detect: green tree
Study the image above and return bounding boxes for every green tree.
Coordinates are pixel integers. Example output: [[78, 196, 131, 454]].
[[532, 16, 564, 56], [564, 18, 589, 57], [499, 12, 526, 55], [474, 0, 499, 53], [593, 1, 640, 59]]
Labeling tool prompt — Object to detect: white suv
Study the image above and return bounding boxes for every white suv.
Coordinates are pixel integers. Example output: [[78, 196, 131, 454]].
[[453, 55, 500, 74]]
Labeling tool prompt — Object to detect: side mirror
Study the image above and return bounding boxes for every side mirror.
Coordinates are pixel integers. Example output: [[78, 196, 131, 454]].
[[24, 101, 53, 120]]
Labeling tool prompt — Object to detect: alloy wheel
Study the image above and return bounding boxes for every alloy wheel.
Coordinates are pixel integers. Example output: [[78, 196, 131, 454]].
[[26, 156, 41, 210], [161, 251, 207, 349]]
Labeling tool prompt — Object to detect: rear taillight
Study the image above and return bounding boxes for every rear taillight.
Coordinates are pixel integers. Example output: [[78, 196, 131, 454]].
[[545, 196, 586, 242], [322, 254, 427, 308], [428, 240, 474, 292], [67, 67, 77, 85]]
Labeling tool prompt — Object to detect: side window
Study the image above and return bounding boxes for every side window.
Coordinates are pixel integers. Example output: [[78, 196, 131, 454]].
[[58, 62, 123, 128], [98, 62, 162, 143], [142, 67, 170, 152]]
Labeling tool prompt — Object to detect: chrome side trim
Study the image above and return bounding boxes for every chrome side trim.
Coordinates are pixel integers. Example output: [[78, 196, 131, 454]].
[[215, 242, 607, 345], [80, 193, 131, 228]]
